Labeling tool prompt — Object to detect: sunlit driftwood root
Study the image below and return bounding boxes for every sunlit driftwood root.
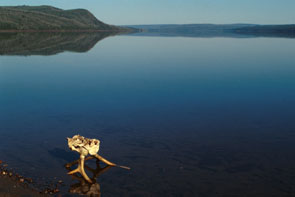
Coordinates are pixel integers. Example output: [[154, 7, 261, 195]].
[[67, 135, 130, 183], [66, 160, 112, 196]]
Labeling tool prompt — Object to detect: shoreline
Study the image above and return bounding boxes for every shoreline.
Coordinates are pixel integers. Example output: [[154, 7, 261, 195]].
[[0, 161, 60, 195], [0, 175, 45, 196]]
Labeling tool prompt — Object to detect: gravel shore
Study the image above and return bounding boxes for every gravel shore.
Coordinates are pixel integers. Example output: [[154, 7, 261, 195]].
[[0, 175, 44, 197]]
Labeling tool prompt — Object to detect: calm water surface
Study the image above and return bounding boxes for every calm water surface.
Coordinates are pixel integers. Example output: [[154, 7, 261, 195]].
[[1, 34, 295, 196]]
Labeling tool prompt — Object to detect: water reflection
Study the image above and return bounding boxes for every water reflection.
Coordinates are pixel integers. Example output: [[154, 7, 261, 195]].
[[65, 160, 112, 196], [0, 32, 117, 56], [1, 33, 295, 196]]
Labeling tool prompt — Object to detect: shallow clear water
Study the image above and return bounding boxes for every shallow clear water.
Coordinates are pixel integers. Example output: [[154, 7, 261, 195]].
[[1, 34, 295, 196]]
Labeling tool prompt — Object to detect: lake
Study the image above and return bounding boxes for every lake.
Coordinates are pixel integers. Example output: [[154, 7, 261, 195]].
[[0, 32, 295, 196]]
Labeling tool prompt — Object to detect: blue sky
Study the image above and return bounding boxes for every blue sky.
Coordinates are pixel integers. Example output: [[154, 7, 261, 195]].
[[1, 0, 294, 25]]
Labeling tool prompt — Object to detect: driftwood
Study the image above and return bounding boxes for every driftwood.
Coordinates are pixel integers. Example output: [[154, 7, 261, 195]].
[[65, 159, 112, 196], [67, 135, 130, 183]]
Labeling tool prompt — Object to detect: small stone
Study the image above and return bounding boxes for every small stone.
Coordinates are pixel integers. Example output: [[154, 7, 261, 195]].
[[26, 178, 33, 183]]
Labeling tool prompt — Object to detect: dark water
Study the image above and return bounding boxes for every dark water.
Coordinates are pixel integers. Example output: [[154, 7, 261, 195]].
[[1, 33, 295, 196]]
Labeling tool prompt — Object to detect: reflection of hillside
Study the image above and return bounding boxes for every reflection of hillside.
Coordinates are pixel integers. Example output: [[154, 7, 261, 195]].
[[0, 32, 116, 56], [232, 25, 295, 38]]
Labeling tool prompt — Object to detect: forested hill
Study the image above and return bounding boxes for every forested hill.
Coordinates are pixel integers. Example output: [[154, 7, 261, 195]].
[[0, 5, 121, 31]]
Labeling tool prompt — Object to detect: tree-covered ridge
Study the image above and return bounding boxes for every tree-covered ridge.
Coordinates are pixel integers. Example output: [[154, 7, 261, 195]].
[[0, 5, 119, 31]]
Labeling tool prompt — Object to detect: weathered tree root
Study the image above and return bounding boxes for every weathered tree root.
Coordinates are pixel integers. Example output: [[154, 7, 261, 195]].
[[68, 155, 92, 183], [67, 154, 130, 183], [66, 160, 112, 196], [67, 135, 130, 183], [93, 154, 131, 170]]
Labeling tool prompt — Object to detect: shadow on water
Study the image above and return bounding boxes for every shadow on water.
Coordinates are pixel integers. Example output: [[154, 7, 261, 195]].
[[0, 32, 118, 56], [48, 148, 77, 163]]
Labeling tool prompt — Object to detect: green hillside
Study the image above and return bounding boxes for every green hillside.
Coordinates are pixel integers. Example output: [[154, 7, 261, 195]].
[[0, 5, 120, 31]]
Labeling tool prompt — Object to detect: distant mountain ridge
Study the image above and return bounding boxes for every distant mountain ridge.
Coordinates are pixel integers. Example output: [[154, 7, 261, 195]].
[[125, 24, 295, 38], [0, 5, 122, 31]]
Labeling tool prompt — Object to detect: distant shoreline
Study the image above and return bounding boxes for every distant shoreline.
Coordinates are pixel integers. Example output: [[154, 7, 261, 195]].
[[125, 24, 295, 38]]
